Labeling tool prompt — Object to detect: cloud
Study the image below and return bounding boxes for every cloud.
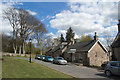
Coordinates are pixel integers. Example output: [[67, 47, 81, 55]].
[[26, 10, 37, 15], [0, 2, 13, 35], [46, 32, 54, 36], [49, 1, 119, 46], [41, 19, 45, 22]]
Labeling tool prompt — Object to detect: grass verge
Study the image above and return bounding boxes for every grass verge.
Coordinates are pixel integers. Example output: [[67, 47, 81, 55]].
[[2, 57, 72, 78]]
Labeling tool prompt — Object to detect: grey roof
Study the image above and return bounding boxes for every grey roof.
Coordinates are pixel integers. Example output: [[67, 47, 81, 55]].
[[112, 33, 120, 47], [48, 42, 68, 53], [64, 40, 96, 53]]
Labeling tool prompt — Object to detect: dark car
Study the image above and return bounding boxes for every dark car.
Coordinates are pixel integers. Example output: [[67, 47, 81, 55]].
[[35, 55, 41, 60], [44, 56, 53, 62], [40, 55, 46, 60], [105, 61, 120, 77]]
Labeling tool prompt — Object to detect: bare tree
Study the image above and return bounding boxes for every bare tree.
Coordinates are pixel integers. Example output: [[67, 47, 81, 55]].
[[104, 34, 114, 61], [3, 7, 19, 54], [32, 23, 47, 55], [3, 7, 47, 54], [18, 8, 38, 54]]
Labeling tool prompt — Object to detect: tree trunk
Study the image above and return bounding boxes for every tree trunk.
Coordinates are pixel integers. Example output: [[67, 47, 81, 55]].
[[23, 42, 25, 54], [19, 45, 21, 54], [13, 43, 17, 54], [40, 50, 42, 55]]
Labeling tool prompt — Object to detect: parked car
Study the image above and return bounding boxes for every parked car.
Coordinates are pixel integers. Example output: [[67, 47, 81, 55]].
[[53, 57, 67, 65], [44, 56, 53, 62], [104, 61, 120, 77], [40, 55, 46, 60], [35, 55, 41, 60]]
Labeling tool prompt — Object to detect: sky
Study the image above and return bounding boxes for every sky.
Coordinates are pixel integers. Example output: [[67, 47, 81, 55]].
[[0, 0, 120, 46]]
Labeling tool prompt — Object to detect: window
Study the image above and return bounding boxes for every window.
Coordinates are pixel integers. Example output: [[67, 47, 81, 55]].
[[95, 52, 97, 57], [110, 62, 117, 67], [79, 55, 83, 60], [118, 63, 120, 67]]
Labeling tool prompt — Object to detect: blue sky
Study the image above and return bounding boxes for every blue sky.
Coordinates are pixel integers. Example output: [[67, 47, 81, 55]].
[[14, 2, 70, 34], [1, 1, 119, 46]]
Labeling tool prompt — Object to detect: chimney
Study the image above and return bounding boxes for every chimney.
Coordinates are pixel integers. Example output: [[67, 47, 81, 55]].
[[118, 20, 120, 33], [71, 38, 75, 44], [94, 32, 98, 41]]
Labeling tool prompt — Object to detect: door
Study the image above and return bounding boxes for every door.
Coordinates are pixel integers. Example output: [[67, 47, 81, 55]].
[[72, 53, 75, 62], [110, 62, 119, 75], [117, 63, 120, 75]]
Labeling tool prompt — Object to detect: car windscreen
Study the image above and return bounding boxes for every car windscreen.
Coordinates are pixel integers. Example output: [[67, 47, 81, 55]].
[[58, 58, 64, 60], [47, 56, 52, 58], [42, 55, 45, 57], [37, 55, 41, 57]]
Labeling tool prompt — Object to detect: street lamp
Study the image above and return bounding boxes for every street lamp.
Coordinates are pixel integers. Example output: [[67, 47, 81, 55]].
[[29, 38, 32, 63]]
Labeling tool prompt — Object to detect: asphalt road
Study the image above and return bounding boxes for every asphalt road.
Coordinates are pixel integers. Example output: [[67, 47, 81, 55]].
[[14, 57, 120, 79]]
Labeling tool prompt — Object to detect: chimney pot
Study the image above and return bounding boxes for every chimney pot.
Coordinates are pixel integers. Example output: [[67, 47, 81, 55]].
[[94, 32, 98, 41]]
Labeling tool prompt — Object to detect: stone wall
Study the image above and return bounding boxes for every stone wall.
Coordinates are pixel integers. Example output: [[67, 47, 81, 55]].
[[63, 52, 72, 61], [88, 42, 109, 66], [2, 53, 35, 57], [113, 47, 120, 61]]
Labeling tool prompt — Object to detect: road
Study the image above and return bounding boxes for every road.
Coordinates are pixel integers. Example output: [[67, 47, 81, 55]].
[[14, 57, 120, 79]]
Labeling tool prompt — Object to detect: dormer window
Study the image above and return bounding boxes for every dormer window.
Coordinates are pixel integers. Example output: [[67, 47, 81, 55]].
[[60, 44, 64, 49]]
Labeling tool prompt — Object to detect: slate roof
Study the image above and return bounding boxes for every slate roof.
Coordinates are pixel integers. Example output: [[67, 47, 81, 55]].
[[48, 42, 68, 53], [112, 33, 120, 47], [64, 40, 96, 53]]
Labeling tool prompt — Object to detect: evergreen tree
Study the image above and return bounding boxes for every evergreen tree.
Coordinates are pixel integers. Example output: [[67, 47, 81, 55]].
[[66, 27, 75, 42], [60, 34, 65, 42]]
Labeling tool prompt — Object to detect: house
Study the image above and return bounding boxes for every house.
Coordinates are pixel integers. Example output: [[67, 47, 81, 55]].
[[63, 32, 109, 66], [46, 41, 73, 57], [111, 20, 120, 61]]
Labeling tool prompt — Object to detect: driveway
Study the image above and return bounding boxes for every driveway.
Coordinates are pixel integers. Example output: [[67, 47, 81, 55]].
[[14, 57, 120, 79]]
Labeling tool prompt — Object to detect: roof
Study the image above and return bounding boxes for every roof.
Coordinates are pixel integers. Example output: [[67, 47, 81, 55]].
[[64, 40, 108, 53], [48, 42, 68, 53], [64, 40, 96, 53], [112, 33, 120, 47]]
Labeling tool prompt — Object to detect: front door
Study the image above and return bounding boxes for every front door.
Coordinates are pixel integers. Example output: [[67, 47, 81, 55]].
[[71, 53, 75, 62]]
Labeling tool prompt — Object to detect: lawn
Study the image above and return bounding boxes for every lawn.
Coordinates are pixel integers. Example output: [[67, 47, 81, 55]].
[[2, 57, 72, 78]]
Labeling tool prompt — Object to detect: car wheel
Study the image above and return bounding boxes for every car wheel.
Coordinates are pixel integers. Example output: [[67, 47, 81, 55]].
[[105, 70, 112, 77], [53, 61, 55, 64], [58, 62, 60, 65]]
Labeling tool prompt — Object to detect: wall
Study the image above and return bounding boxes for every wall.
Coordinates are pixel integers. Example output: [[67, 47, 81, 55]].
[[88, 42, 109, 66], [63, 52, 72, 61], [113, 47, 120, 61]]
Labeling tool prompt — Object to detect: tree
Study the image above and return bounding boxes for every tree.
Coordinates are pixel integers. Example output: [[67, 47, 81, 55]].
[[60, 34, 65, 43], [3, 7, 47, 55], [80, 35, 92, 42], [2, 33, 14, 53], [18, 8, 34, 54], [3, 7, 19, 54], [66, 27, 75, 42], [104, 34, 114, 61], [53, 37, 60, 46], [32, 21, 47, 55]]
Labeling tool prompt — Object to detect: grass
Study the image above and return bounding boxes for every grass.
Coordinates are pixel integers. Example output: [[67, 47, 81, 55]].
[[2, 57, 72, 78]]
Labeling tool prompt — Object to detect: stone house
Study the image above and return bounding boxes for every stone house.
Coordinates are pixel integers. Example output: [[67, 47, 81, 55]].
[[63, 32, 109, 66], [111, 20, 120, 61], [46, 41, 73, 57]]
